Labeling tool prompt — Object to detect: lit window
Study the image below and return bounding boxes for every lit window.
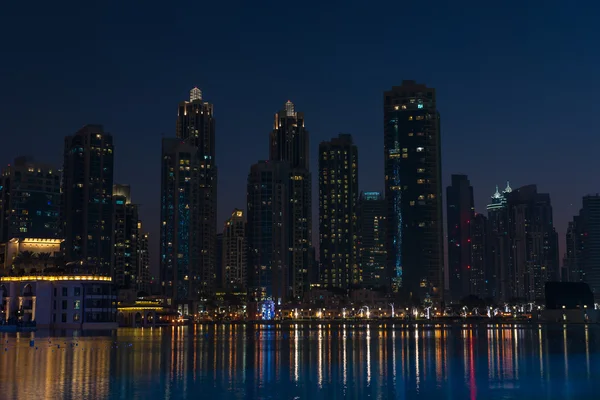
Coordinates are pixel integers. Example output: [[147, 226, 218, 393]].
[[394, 105, 399, 110], [416, 116, 424, 120], [408, 132, 414, 136], [418, 104, 423, 109], [417, 168, 425, 173], [402, 105, 407, 110], [402, 154, 408, 158], [408, 116, 413, 121], [416, 147, 424, 152], [428, 194, 436, 199], [417, 179, 425, 184], [410, 201, 415, 206], [402, 148, 408, 153], [418, 195, 425, 200]]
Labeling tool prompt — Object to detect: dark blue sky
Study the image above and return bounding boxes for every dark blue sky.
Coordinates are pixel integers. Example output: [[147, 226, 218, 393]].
[[1, 1, 598, 272]]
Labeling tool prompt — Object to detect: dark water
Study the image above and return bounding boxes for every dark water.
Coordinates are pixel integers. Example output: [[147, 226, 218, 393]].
[[1, 324, 599, 399]]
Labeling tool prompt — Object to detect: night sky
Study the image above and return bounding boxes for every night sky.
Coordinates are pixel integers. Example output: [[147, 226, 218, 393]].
[[1, 1, 598, 275]]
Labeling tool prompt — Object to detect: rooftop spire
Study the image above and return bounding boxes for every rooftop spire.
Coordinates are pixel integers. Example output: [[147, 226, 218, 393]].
[[285, 100, 296, 117], [492, 185, 501, 199], [190, 87, 202, 101], [504, 181, 512, 193]]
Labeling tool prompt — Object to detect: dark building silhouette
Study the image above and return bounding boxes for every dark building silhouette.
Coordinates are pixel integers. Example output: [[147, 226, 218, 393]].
[[319, 134, 359, 290], [175, 87, 217, 298], [357, 191, 386, 289], [384, 81, 444, 301], [159, 138, 202, 311], [246, 161, 289, 303], [222, 209, 247, 292], [112, 184, 139, 290], [269, 101, 311, 301], [486, 183, 512, 302], [446, 174, 474, 302], [62, 125, 114, 273], [506, 184, 559, 301], [470, 213, 489, 298], [0, 156, 60, 242], [563, 220, 582, 282]]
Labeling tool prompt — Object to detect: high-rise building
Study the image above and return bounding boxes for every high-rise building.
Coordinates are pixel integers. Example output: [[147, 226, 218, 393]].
[[62, 125, 114, 273], [136, 223, 151, 294], [446, 174, 475, 302], [176, 87, 217, 298], [112, 184, 139, 290], [318, 134, 359, 290], [569, 195, 600, 298], [269, 101, 311, 300], [506, 185, 559, 301], [222, 209, 247, 292], [246, 161, 289, 303], [0, 156, 61, 242], [159, 138, 202, 310], [564, 219, 582, 282], [357, 191, 386, 289], [470, 213, 489, 298], [216, 233, 223, 290], [486, 183, 511, 302], [383, 81, 444, 301]]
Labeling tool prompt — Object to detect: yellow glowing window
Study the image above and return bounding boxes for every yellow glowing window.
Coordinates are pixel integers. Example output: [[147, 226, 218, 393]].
[[408, 116, 413, 121], [402, 154, 408, 158], [417, 179, 425, 184]]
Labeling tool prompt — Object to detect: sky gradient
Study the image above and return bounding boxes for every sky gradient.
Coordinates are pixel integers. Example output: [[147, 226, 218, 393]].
[[1, 1, 598, 274]]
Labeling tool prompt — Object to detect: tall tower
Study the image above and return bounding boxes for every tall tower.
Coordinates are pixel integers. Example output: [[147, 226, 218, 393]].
[[160, 138, 202, 311], [222, 209, 247, 292], [112, 184, 139, 290], [486, 183, 511, 301], [62, 125, 114, 273], [383, 81, 443, 301], [446, 174, 474, 302], [246, 161, 290, 303], [269, 101, 311, 300], [175, 88, 217, 298], [570, 195, 600, 298], [318, 134, 359, 290], [357, 191, 387, 289], [0, 156, 61, 242]]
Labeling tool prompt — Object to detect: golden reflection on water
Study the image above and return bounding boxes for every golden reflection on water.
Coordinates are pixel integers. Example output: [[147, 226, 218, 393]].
[[0, 324, 597, 399]]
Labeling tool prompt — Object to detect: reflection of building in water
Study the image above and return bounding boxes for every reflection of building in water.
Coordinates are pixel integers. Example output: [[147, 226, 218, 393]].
[[0, 274, 116, 329]]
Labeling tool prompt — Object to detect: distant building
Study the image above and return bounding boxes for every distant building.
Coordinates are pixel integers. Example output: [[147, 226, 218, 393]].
[[246, 161, 289, 303], [62, 125, 114, 274], [318, 134, 359, 290], [215, 233, 223, 291], [135, 225, 151, 294], [506, 185, 559, 301], [269, 101, 312, 301], [486, 183, 512, 302], [446, 174, 474, 302], [112, 184, 139, 290], [357, 191, 386, 289], [222, 209, 247, 292], [0, 156, 61, 242], [0, 274, 117, 329], [470, 213, 489, 298], [176, 87, 218, 298], [567, 195, 600, 299], [383, 81, 444, 301]]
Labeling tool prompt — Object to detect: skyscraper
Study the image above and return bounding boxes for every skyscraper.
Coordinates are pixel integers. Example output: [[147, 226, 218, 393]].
[[564, 219, 582, 282], [269, 101, 311, 300], [0, 156, 61, 242], [318, 134, 359, 290], [176, 87, 217, 298], [112, 184, 139, 290], [569, 195, 600, 298], [470, 213, 489, 298], [383, 81, 443, 301], [486, 183, 511, 302], [62, 125, 114, 273], [136, 223, 151, 294], [222, 209, 247, 292], [446, 174, 474, 302], [246, 161, 289, 303], [160, 138, 201, 310], [357, 191, 386, 289], [506, 185, 559, 301]]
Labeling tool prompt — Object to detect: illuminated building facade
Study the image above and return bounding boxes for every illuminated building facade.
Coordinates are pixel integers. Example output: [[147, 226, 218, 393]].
[[222, 209, 247, 292], [446, 174, 474, 302], [269, 101, 312, 300], [319, 134, 359, 290], [0, 238, 63, 270], [246, 161, 289, 303], [0, 156, 60, 242], [135, 225, 151, 294], [357, 191, 386, 289], [176, 87, 217, 298], [62, 125, 114, 273], [112, 184, 139, 290], [160, 138, 202, 310], [0, 275, 117, 329], [486, 183, 511, 301], [506, 184, 559, 301], [383, 81, 443, 301]]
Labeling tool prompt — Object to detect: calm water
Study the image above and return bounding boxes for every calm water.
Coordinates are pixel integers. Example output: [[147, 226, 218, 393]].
[[1, 324, 599, 399]]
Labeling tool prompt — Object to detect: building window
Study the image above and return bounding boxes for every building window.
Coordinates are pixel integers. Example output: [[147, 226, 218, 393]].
[[408, 116, 413, 121], [73, 313, 80, 322], [74, 287, 81, 297], [53, 300, 56, 310], [74, 300, 81, 310], [62, 300, 67, 310], [62, 287, 67, 296], [62, 313, 67, 323], [416, 147, 424, 152], [417, 179, 425, 184]]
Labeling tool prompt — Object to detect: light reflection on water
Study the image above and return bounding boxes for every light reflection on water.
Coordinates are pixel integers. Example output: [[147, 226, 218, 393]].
[[0, 324, 599, 399]]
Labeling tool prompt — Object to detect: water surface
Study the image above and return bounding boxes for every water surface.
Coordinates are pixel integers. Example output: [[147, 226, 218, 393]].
[[1, 323, 599, 399]]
